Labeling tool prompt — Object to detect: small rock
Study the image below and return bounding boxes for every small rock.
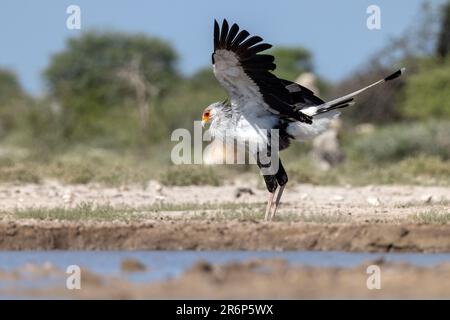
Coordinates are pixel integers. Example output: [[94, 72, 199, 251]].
[[190, 260, 213, 273], [21, 262, 57, 275], [42, 261, 56, 272], [332, 195, 344, 201], [367, 197, 381, 206], [120, 258, 146, 273], [80, 267, 104, 285], [62, 193, 74, 204], [119, 185, 130, 191], [139, 193, 151, 199], [147, 180, 163, 193], [47, 190, 58, 197], [300, 193, 309, 200], [420, 194, 433, 204], [234, 187, 255, 198], [155, 195, 166, 201], [366, 257, 386, 266]]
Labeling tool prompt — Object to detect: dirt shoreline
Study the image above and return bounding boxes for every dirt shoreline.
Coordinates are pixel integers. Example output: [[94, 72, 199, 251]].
[[1, 220, 449, 252]]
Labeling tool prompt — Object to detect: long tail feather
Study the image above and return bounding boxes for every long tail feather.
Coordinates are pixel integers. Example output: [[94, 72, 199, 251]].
[[311, 67, 405, 116]]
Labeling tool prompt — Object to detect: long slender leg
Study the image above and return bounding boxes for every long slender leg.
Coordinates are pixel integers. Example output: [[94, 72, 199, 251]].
[[270, 184, 285, 220], [270, 159, 288, 221], [265, 190, 276, 221], [261, 173, 278, 221], [256, 151, 278, 221]]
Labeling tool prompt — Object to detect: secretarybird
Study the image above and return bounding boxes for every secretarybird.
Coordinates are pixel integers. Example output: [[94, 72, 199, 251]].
[[201, 19, 404, 221]]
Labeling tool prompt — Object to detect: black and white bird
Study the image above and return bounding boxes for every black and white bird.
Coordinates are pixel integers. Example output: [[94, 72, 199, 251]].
[[201, 19, 404, 220]]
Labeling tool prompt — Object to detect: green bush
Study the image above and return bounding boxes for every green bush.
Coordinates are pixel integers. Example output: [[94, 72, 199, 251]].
[[401, 59, 450, 119], [270, 47, 312, 81], [286, 155, 450, 186], [0, 164, 41, 183], [347, 120, 450, 163], [43, 31, 179, 143], [158, 68, 226, 136], [0, 69, 23, 103]]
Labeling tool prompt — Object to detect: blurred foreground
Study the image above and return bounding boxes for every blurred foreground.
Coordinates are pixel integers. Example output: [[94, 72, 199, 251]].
[[1, 255, 450, 299]]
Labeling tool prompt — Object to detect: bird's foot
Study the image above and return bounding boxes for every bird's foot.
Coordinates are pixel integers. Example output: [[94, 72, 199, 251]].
[[270, 185, 285, 220], [264, 191, 276, 221], [264, 185, 285, 221]]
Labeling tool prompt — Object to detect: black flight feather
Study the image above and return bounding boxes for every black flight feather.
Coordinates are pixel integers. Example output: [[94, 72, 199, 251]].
[[212, 19, 324, 124], [219, 19, 229, 48], [225, 23, 240, 48], [231, 30, 250, 51], [213, 20, 220, 51]]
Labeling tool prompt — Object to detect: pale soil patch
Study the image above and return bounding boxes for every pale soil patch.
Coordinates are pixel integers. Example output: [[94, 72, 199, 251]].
[[0, 180, 449, 222]]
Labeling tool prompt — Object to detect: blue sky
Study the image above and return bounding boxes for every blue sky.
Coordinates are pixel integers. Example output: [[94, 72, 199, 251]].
[[0, 0, 445, 95]]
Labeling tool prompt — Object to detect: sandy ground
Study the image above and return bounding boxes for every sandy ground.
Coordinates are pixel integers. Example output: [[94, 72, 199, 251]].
[[0, 180, 449, 251], [1, 258, 450, 299], [1, 179, 449, 220]]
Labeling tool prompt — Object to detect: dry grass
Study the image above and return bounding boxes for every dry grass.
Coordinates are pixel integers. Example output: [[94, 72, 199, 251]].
[[413, 211, 450, 224], [3, 201, 353, 224], [0, 144, 449, 187]]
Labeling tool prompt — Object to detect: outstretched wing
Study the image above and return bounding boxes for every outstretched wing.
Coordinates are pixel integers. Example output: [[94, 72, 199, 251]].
[[212, 19, 319, 124]]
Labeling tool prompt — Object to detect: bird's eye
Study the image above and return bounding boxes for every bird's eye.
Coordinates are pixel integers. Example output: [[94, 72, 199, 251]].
[[204, 112, 210, 117]]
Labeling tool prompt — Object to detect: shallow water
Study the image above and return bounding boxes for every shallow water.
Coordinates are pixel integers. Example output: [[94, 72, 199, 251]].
[[1, 250, 450, 299], [1, 250, 450, 285]]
